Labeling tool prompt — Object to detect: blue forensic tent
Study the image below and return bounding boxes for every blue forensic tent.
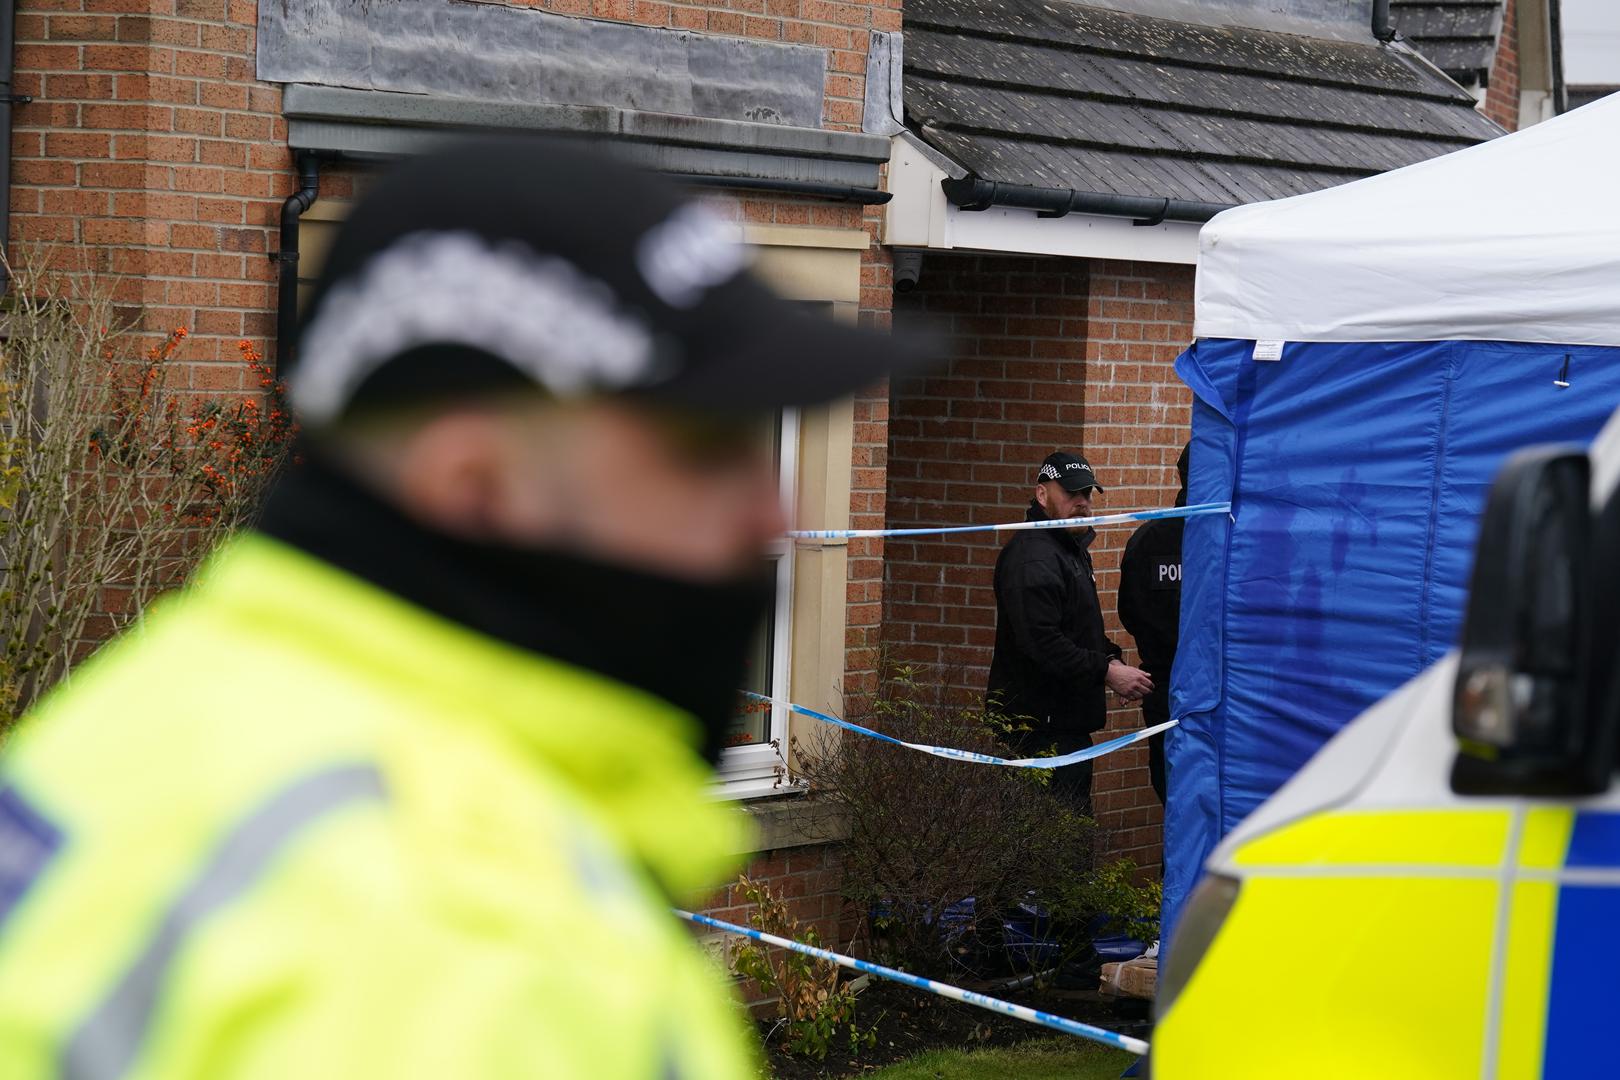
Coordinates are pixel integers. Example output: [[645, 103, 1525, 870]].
[[1164, 93, 1620, 938]]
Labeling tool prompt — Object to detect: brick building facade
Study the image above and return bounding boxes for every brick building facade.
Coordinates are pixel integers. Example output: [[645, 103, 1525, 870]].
[[0, 0, 1558, 961]]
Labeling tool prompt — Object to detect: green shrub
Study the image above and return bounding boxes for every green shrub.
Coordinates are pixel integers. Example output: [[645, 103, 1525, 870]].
[[728, 874, 875, 1061], [793, 663, 1159, 977]]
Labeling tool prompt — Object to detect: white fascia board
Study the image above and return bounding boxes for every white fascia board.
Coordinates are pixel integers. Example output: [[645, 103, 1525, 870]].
[[944, 203, 1201, 265], [883, 133, 1200, 265]]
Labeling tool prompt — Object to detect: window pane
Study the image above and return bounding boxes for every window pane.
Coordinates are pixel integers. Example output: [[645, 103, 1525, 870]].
[[724, 595, 776, 748]]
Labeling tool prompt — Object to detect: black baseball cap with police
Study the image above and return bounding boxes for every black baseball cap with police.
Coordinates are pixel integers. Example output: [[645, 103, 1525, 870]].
[[284, 136, 938, 427], [1037, 451, 1104, 494]]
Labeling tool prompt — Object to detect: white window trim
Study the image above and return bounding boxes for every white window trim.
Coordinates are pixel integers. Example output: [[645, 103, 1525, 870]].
[[714, 407, 799, 796]]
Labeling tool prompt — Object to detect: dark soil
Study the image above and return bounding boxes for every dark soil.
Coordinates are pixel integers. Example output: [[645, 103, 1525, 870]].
[[761, 976, 1153, 1079]]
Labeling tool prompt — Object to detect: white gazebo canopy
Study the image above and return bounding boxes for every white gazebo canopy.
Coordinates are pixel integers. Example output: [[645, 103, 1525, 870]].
[[1195, 93, 1620, 348]]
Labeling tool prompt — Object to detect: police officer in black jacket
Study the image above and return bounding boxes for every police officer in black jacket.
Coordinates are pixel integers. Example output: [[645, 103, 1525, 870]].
[[987, 451, 1153, 816], [1119, 444, 1190, 805]]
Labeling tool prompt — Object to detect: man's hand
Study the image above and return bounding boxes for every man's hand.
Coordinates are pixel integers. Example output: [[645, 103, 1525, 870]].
[[1106, 660, 1154, 702]]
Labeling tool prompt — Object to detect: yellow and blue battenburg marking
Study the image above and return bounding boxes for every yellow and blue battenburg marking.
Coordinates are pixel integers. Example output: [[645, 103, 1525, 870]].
[[1156, 803, 1620, 1078], [1152, 658, 1620, 1079], [1541, 811, 1620, 1077]]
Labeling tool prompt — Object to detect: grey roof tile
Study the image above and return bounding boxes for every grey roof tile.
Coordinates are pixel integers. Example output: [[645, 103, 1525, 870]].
[[1391, 0, 1503, 80], [905, 0, 1503, 210]]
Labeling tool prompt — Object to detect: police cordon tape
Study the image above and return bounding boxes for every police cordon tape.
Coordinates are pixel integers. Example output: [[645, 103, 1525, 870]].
[[704, 503, 1194, 1059], [741, 690, 1177, 769], [676, 909, 1151, 1056], [788, 501, 1231, 542]]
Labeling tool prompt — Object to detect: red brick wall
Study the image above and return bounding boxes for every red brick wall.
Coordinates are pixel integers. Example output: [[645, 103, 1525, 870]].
[[884, 253, 1090, 689], [883, 253, 1194, 873], [705, 842, 848, 996], [1082, 260, 1195, 871], [845, 384, 889, 704], [11, 0, 291, 372], [1484, 0, 1520, 130], [845, 203, 894, 706]]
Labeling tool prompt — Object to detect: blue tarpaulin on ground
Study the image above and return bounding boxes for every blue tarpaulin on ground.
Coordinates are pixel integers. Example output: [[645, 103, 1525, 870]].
[[1163, 338, 1620, 939]]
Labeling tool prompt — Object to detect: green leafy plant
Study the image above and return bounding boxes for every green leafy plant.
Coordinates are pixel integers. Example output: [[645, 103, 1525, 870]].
[[729, 874, 876, 1061], [1068, 858, 1162, 942]]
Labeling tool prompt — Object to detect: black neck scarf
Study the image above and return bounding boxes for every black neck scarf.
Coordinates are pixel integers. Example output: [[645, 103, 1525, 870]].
[[257, 451, 773, 764]]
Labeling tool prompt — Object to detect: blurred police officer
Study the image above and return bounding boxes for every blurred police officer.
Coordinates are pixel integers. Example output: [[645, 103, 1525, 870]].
[[0, 138, 931, 1080], [987, 452, 1152, 816], [1119, 444, 1191, 805]]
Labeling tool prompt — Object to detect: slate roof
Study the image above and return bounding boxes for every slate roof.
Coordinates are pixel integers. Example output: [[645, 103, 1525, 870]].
[[904, 0, 1504, 214], [1391, 0, 1504, 84]]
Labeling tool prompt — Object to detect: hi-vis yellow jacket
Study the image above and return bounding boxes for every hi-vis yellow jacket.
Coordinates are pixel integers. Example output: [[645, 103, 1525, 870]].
[[0, 535, 760, 1080]]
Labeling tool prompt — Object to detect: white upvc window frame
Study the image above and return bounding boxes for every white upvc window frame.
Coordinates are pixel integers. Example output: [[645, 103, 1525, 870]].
[[714, 407, 799, 797]]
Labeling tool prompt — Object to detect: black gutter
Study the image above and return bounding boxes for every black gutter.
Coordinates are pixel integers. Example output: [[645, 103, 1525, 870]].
[[0, 0, 28, 295], [274, 152, 322, 375], [1372, 0, 1398, 43], [674, 173, 891, 205], [941, 177, 1230, 225]]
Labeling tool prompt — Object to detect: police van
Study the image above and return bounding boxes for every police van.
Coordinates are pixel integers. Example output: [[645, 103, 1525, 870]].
[[1152, 408, 1620, 1077]]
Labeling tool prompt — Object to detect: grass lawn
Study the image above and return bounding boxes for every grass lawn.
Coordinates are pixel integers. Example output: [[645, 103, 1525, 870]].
[[864, 1038, 1136, 1079]]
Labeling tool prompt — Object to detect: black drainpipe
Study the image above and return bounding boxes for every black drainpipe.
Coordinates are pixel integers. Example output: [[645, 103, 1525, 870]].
[[1372, 0, 1398, 43], [0, 0, 28, 295], [274, 151, 322, 375], [1549, 0, 1567, 114]]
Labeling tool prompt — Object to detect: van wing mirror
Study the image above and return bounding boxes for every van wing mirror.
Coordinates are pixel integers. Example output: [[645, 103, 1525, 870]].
[[1590, 478, 1620, 777], [1451, 446, 1599, 796]]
